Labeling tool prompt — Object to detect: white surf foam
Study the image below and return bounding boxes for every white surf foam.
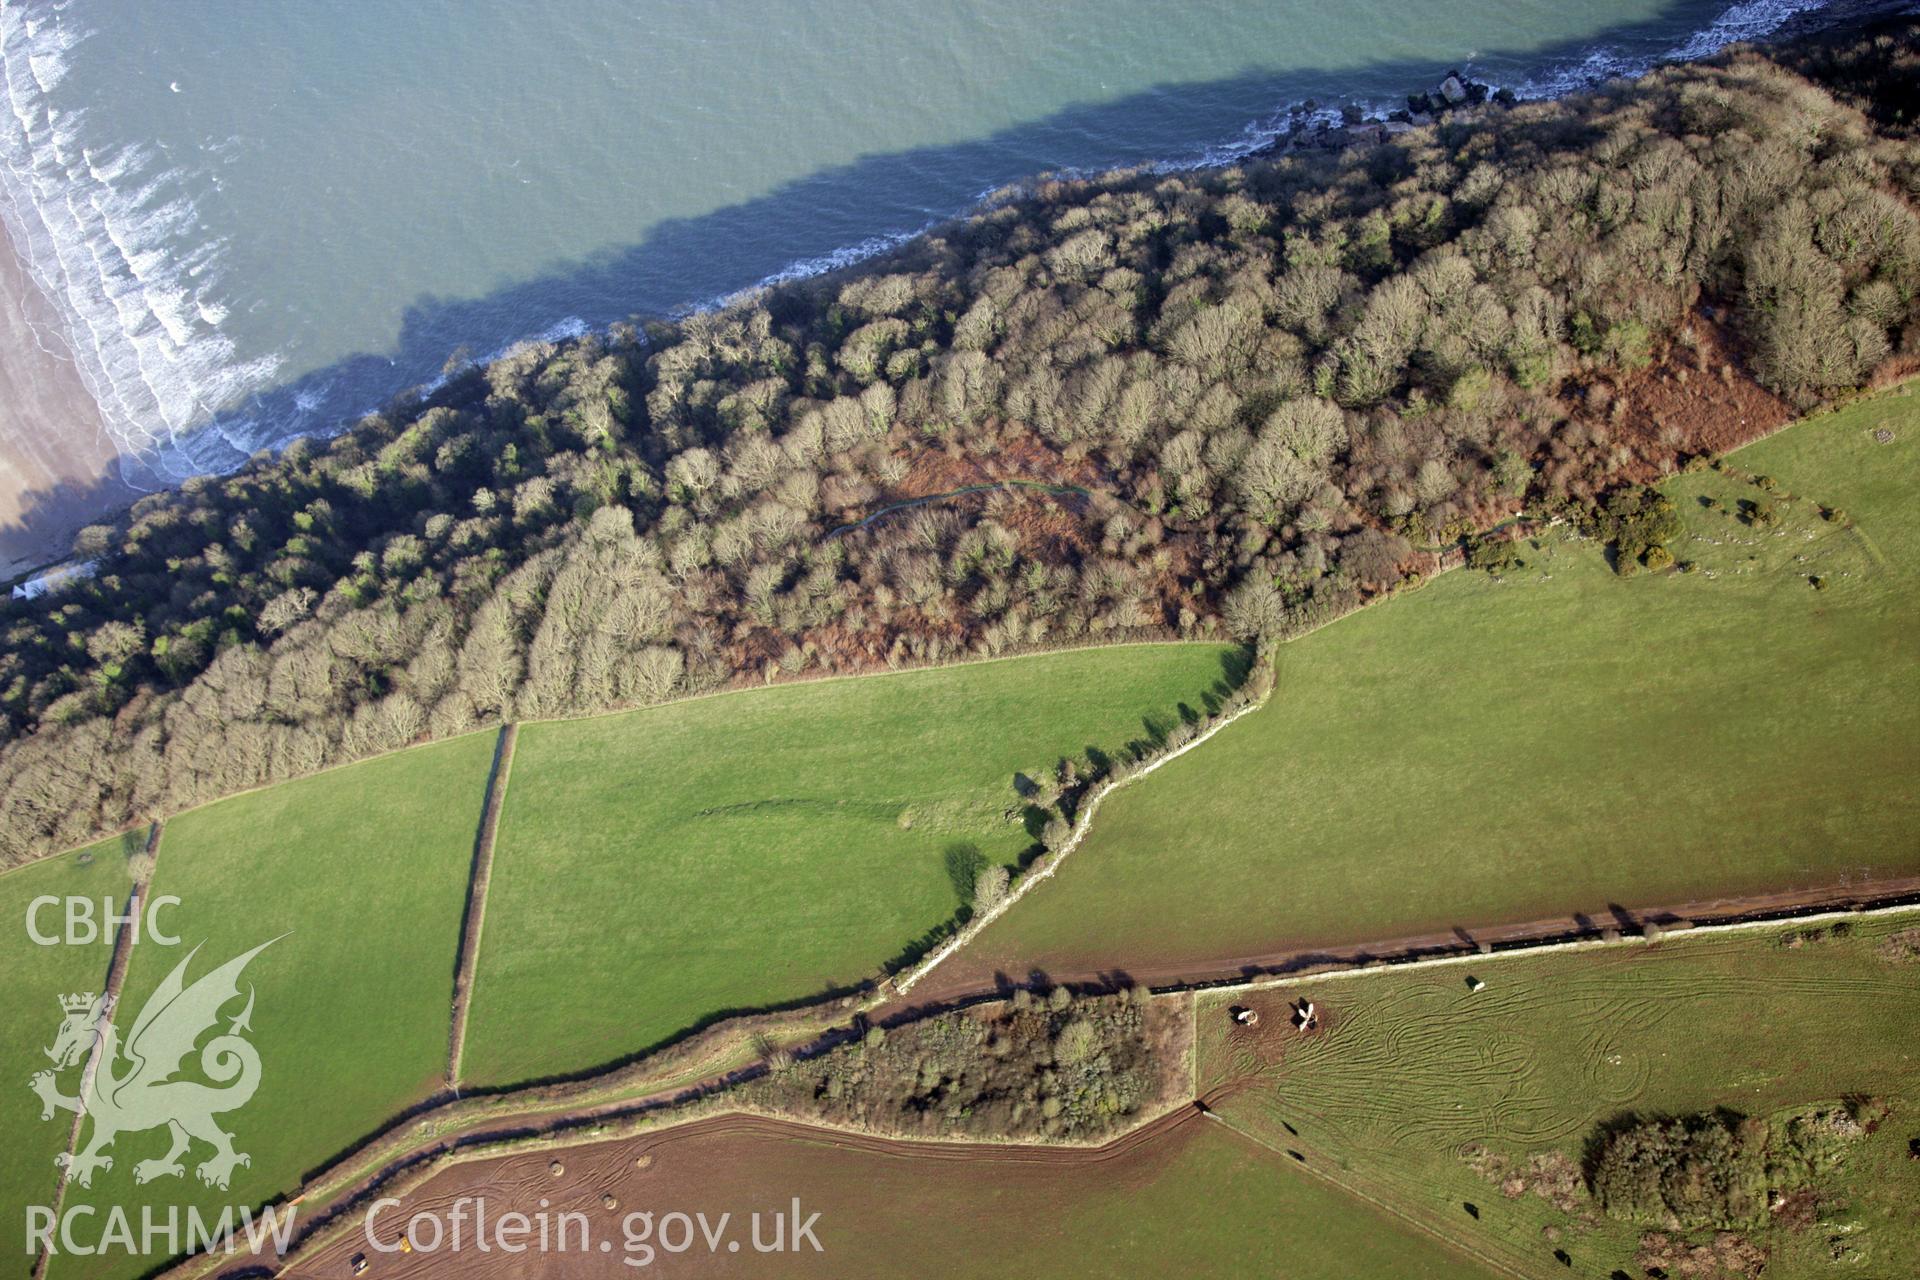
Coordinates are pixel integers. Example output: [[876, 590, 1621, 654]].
[[403, 313, 593, 404], [416, 1, 1851, 406], [678, 226, 932, 318], [1503, 0, 1828, 100], [1140, 0, 1836, 171], [0, 0, 279, 487], [0, 0, 1846, 502]]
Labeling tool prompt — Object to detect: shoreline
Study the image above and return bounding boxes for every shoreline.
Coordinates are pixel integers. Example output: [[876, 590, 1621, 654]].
[[0, 0, 1906, 584], [0, 212, 140, 583]]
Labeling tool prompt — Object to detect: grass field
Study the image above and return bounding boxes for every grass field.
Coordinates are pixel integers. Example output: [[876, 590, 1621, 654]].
[[0, 838, 134, 1279], [1000, 1124, 1496, 1280], [1196, 913, 1920, 1278], [958, 388, 1920, 982], [48, 731, 498, 1280], [462, 643, 1242, 1086]]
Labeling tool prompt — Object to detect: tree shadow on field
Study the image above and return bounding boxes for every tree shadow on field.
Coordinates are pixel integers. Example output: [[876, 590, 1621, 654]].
[[0, 0, 1772, 576], [944, 841, 987, 907], [1129, 713, 1173, 759], [24, 1, 1873, 1259], [1216, 646, 1255, 698]]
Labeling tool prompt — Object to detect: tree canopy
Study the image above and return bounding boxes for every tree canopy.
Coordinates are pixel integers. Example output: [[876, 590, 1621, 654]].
[[2, 31, 1916, 863]]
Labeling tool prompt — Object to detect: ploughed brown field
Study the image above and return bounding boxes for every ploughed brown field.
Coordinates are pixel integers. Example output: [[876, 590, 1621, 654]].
[[288, 1111, 1491, 1279]]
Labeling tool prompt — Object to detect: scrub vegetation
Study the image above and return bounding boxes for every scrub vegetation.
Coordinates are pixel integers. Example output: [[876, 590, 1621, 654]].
[[1197, 914, 1920, 1279], [958, 387, 1920, 981], [7, 643, 1234, 1277], [4, 29, 1918, 863], [6, 18, 1920, 1280], [740, 986, 1184, 1144]]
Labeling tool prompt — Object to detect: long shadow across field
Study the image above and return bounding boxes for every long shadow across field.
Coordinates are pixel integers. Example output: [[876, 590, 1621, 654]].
[[291, 644, 1255, 1208], [450, 644, 1252, 1095], [0, 0, 1811, 565], [258, 884, 1920, 1280]]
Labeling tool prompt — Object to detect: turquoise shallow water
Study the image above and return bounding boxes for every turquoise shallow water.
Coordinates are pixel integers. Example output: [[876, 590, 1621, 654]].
[[0, 0, 1830, 483]]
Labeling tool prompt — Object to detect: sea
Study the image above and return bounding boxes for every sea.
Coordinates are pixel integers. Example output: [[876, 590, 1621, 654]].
[[0, 0, 1841, 488]]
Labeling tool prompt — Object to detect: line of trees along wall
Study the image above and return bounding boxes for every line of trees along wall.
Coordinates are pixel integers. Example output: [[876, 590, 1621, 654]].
[[2, 28, 1917, 863]]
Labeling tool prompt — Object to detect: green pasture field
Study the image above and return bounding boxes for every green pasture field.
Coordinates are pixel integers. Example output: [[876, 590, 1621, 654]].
[[462, 642, 1242, 1086], [0, 838, 134, 1278], [48, 730, 497, 1280], [807, 1119, 1496, 1278], [960, 388, 1920, 982], [995, 1123, 1497, 1280], [1196, 913, 1920, 1278]]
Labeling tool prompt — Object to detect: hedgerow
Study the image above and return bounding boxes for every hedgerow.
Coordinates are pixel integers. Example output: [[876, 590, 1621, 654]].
[[3, 31, 1916, 862]]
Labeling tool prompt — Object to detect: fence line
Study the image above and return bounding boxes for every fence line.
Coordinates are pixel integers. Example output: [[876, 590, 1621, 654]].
[[448, 723, 519, 1087], [1200, 900, 1920, 1000], [896, 686, 1271, 995]]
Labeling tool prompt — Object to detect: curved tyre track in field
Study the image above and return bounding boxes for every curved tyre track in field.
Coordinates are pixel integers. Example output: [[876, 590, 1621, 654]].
[[163, 879, 1919, 1280]]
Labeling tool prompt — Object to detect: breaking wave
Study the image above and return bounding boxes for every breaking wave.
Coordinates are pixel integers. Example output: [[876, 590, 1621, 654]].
[[0, 0, 1849, 495], [1504, 0, 1829, 99], [0, 0, 279, 486], [680, 227, 931, 318], [1157, 0, 1834, 172]]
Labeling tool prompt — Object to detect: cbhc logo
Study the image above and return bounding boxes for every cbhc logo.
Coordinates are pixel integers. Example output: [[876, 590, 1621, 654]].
[[26, 895, 181, 946]]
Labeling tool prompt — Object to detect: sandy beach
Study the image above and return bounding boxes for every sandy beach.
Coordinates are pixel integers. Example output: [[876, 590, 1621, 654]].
[[0, 216, 140, 583]]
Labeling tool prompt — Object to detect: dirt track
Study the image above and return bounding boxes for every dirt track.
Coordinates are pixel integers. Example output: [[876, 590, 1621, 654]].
[[905, 874, 1920, 1007], [170, 877, 1919, 1280]]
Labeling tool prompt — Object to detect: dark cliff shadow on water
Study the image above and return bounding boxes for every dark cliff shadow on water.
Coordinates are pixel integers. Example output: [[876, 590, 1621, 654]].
[[1, 0, 1832, 578]]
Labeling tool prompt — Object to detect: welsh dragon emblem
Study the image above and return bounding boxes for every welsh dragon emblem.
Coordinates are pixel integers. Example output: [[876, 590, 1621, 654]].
[[32, 938, 279, 1190]]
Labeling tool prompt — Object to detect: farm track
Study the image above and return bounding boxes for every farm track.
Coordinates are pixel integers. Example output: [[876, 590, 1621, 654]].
[[262, 1101, 1242, 1280], [618, 1104, 1219, 1169], [169, 878, 1920, 1280], [447, 723, 517, 1088], [906, 874, 1920, 1006]]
